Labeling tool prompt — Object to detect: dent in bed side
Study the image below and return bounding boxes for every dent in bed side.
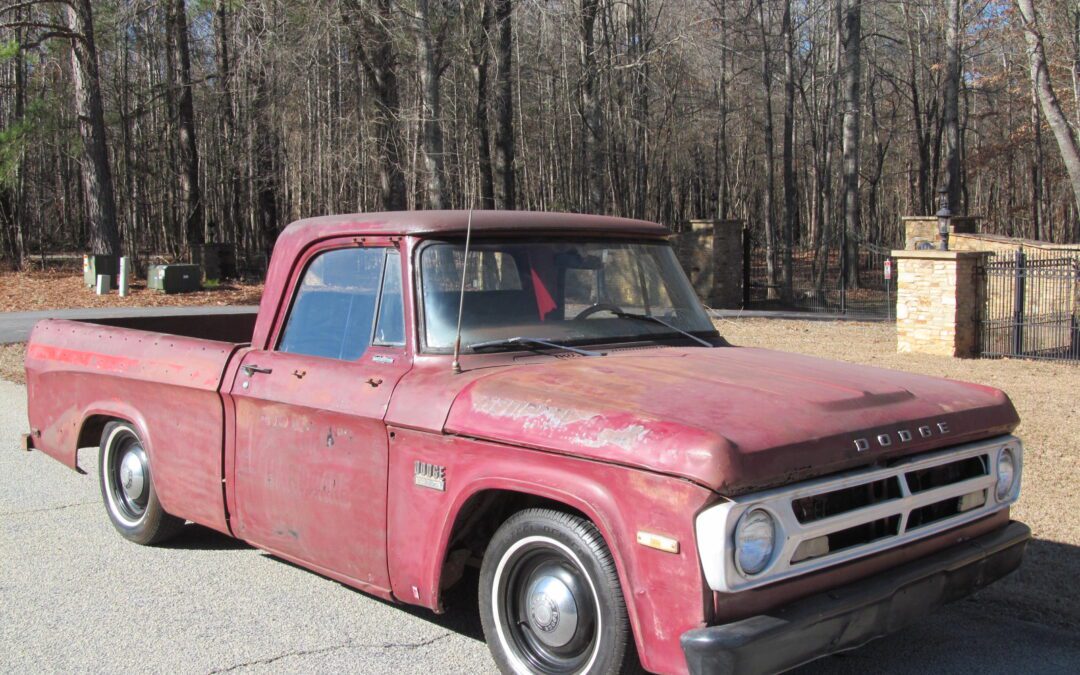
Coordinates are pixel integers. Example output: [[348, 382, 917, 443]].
[[385, 427, 716, 675]]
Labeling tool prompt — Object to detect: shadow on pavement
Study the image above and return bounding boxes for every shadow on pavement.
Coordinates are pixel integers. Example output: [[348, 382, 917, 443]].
[[162, 523, 251, 551]]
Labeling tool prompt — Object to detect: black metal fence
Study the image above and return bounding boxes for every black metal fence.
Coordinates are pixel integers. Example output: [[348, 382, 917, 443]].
[[981, 249, 1080, 362], [744, 235, 897, 319]]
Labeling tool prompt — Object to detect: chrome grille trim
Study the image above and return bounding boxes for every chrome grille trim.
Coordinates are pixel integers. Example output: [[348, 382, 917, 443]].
[[696, 435, 1022, 593]]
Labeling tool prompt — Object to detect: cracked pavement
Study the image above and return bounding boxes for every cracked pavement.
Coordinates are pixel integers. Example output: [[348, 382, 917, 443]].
[[2, 378, 1078, 674]]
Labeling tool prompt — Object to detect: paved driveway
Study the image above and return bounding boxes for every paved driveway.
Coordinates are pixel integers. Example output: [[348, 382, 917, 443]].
[[1, 379, 1077, 673]]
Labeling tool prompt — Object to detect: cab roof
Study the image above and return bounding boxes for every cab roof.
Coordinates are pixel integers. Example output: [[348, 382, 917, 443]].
[[277, 210, 669, 246]]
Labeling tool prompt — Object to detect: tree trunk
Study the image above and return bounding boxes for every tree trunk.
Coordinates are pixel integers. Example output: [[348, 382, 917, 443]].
[[942, 0, 962, 212], [781, 0, 796, 301], [250, 5, 281, 258], [216, 0, 241, 246], [168, 0, 204, 256], [468, 0, 495, 209], [65, 0, 121, 256], [1017, 0, 1080, 220], [903, 3, 931, 215], [346, 0, 407, 211], [580, 0, 604, 214], [756, 0, 779, 300], [493, 0, 516, 210], [840, 0, 861, 289], [416, 0, 447, 209]]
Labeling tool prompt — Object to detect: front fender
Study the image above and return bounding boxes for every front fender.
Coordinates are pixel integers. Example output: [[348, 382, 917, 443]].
[[386, 427, 717, 675]]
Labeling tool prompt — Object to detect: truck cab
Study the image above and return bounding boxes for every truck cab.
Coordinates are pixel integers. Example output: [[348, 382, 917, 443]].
[[24, 211, 1029, 675]]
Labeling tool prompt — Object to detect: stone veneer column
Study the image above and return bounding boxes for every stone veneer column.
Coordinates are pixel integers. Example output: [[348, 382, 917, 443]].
[[892, 250, 989, 357], [675, 219, 743, 309]]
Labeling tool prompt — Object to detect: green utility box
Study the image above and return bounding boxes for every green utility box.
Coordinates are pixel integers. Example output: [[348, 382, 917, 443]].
[[83, 255, 118, 287], [147, 264, 202, 294]]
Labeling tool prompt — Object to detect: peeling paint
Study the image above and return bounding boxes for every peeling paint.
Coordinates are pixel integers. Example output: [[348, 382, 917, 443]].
[[571, 424, 649, 450]]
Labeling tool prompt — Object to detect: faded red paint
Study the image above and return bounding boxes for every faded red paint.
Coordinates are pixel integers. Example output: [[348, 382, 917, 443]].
[[23, 211, 1023, 675]]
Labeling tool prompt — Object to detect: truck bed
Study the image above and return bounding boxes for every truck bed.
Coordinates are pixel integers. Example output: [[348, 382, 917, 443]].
[[24, 312, 255, 534]]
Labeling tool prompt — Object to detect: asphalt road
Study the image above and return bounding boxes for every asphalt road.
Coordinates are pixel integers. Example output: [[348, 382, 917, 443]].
[[1, 379, 1077, 674]]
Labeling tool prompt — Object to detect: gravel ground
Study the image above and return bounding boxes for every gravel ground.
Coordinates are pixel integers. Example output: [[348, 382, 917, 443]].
[[718, 318, 1080, 631], [0, 343, 24, 384]]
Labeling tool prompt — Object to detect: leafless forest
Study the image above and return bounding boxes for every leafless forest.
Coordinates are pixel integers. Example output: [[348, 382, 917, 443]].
[[1, 0, 1079, 284]]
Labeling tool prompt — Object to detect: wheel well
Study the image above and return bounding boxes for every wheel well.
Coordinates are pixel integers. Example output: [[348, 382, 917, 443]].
[[439, 489, 590, 593], [75, 415, 123, 469]]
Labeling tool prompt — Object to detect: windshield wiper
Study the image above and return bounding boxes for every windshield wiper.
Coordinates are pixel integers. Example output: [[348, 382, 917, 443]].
[[468, 336, 603, 357], [611, 311, 715, 348]]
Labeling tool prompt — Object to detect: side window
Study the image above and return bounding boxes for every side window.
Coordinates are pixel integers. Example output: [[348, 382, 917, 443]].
[[374, 252, 405, 345], [278, 247, 386, 360]]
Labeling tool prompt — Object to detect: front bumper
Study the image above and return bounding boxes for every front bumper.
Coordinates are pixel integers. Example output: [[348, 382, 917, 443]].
[[681, 520, 1030, 674]]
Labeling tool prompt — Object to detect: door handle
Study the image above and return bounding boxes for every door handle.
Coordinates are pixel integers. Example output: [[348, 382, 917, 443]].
[[242, 364, 273, 377]]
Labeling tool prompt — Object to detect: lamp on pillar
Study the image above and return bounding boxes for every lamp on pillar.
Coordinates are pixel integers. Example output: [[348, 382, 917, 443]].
[[936, 186, 951, 251]]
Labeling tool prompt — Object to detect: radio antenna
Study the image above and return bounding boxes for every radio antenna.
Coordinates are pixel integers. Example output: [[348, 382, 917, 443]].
[[451, 209, 474, 374]]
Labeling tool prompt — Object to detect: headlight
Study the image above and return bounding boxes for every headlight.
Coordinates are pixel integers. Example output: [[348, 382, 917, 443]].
[[734, 509, 776, 576], [996, 448, 1017, 500]]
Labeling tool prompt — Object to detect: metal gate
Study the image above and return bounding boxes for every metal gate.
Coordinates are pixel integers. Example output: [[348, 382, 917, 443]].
[[744, 234, 896, 319], [981, 250, 1080, 362]]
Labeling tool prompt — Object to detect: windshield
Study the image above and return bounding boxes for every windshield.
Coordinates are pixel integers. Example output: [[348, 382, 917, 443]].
[[420, 239, 717, 351]]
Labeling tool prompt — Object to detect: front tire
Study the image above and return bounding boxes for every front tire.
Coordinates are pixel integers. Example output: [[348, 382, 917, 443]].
[[479, 508, 638, 674], [98, 421, 183, 545]]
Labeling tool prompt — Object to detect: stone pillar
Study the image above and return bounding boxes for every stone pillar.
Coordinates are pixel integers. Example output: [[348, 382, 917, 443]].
[[675, 219, 743, 309], [901, 215, 981, 250], [893, 250, 989, 357]]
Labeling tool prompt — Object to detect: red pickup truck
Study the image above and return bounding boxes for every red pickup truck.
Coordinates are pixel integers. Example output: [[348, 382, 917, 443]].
[[24, 211, 1028, 675]]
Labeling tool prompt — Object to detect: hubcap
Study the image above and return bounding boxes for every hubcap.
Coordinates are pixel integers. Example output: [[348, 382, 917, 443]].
[[107, 431, 150, 523], [496, 539, 599, 674], [120, 450, 146, 501], [526, 572, 579, 648]]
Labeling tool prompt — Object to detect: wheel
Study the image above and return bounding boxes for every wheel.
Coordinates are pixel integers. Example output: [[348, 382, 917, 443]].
[[479, 508, 640, 675], [98, 421, 184, 545]]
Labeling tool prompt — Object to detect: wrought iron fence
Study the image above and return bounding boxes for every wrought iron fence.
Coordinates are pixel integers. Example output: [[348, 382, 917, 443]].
[[980, 249, 1080, 363], [744, 234, 897, 319]]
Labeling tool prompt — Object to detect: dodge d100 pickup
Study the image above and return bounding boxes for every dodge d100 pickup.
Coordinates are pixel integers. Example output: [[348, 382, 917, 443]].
[[24, 211, 1028, 675]]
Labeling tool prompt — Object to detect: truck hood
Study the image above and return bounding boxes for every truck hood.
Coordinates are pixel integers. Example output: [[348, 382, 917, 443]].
[[443, 346, 1019, 494]]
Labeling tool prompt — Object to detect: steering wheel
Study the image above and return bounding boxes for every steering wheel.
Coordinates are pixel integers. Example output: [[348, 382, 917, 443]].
[[573, 302, 624, 321]]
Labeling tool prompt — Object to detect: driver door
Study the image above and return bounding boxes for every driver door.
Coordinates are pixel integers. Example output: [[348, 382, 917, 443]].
[[227, 244, 407, 591]]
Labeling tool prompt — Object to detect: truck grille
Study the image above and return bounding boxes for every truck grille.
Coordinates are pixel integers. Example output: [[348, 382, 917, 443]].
[[694, 436, 1022, 593]]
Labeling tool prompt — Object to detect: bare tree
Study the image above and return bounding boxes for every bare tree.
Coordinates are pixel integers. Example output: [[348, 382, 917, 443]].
[[1017, 0, 1080, 218], [415, 0, 449, 209], [755, 0, 779, 299], [781, 0, 796, 301], [580, 0, 604, 214], [942, 0, 962, 212], [5, 0, 1080, 272], [840, 0, 861, 288], [465, 0, 495, 208], [168, 0, 203, 254], [65, 0, 121, 255], [345, 0, 407, 211], [492, 0, 515, 210]]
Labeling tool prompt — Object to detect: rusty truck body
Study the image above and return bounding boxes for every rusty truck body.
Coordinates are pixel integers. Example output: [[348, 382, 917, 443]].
[[23, 211, 1029, 674]]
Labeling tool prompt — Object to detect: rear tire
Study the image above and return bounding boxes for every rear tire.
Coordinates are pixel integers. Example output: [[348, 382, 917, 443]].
[[479, 508, 639, 674], [98, 421, 183, 545]]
